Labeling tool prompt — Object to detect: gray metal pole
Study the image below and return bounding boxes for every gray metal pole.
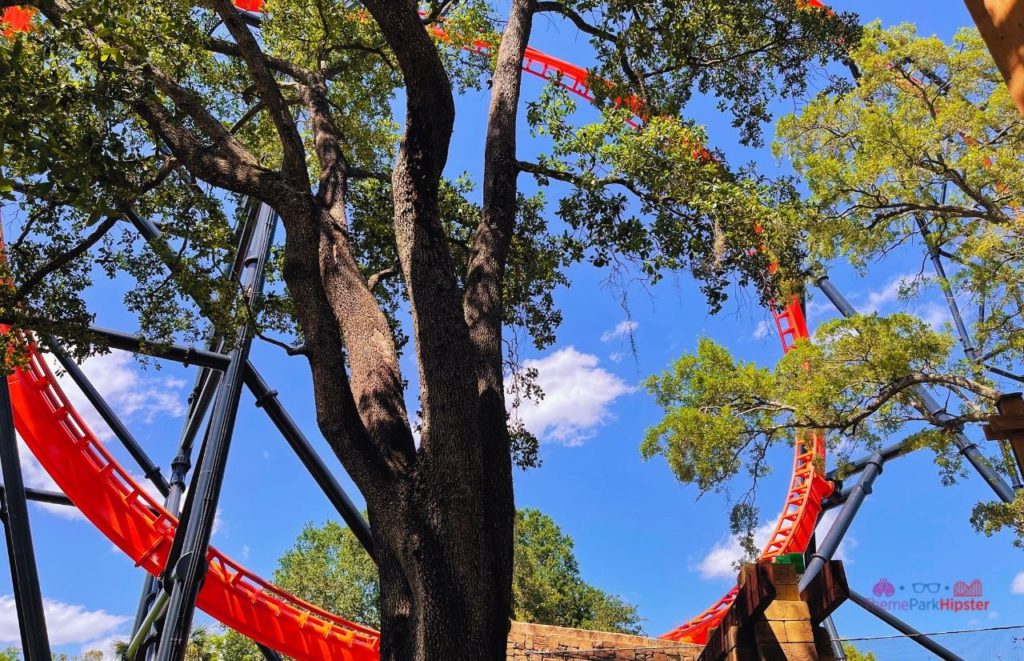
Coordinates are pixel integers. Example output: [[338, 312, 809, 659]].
[[915, 217, 976, 361], [848, 589, 963, 661], [799, 453, 883, 592], [815, 276, 1015, 503], [0, 380, 51, 658], [156, 203, 276, 661], [826, 439, 915, 482], [822, 616, 846, 661]]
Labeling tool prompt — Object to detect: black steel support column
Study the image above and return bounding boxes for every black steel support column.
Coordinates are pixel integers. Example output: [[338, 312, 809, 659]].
[[0, 380, 51, 658], [128, 206, 375, 556], [799, 453, 883, 591], [822, 616, 846, 661], [46, 338, 170, 498], [848, 589, 962, 661], [155, 202, 276, 660], [135, 203, 255, 656], [816, 276, 1016, 503], [0, 486, 73, 508], [81, 326, 231, 370], [133, 354, 222, 655], [243, 367, 374, 555]]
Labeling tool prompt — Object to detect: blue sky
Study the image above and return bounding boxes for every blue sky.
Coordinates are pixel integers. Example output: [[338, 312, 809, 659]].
[[2, 1, 1022, 658]]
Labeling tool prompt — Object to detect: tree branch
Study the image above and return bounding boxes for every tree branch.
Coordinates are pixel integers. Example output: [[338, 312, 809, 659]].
[[206, 37, 314, 84], [536, 2, 617, 43], [204, 0, 308, 187], [361, 0, 476, 455], [11, 216, 119, 302], [464, 0, 536, 403]]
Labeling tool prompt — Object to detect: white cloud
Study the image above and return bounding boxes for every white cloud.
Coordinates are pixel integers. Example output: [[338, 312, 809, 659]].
[[80, 633, 128, 660], [863, 273, 920, 313], [753, 320, 771, 340], [600, 320, 638, 343], [17, 437, 83, 521], [48, 351, 187, 442], [805, 296, 837, 321], [856, 273, 954, 330], [1011, 571, 1024, 594], [695, 520, 777, 580], [914, 301, 952, 330], [0, 596, 127, 646], [608, 352, 624, 364], [507, 347, 634, 446], [694, 509, 856, 581]]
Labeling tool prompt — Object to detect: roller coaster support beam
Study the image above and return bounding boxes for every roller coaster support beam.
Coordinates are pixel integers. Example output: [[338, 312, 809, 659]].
[[965, 0, 1024, 117], [133, 365, 220, 653], [826, 439, 915, 483], [848, 589, 963, 661], [127, 590, 170, 660], [799, 453, 883, 593], [82, 326, 231, 370], [244, 369, 374, 556], [915, 217, 978, 362], [803, 534, 846, 661], [126, 205, 375, 557], [46, 337, 170, 498], [156, 202, 276, 661], [917, 216, 1024, 486], [0, 379, 51, 658], [815, 276, 1016, 504], [0, 485, 73, 507], [822, 616, 846, 661], [56, 322, 375, 557]]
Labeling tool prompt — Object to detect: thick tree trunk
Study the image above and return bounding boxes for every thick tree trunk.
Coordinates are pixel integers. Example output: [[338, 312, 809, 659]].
[[276, 197, 514, 660], [373, 462, 513, 661]]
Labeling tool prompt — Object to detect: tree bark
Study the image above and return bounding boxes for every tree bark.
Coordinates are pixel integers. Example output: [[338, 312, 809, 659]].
[[29, 0, 531, 656]]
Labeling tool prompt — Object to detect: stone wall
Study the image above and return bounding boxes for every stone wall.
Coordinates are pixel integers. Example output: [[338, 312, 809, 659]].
[[508, 621, 704, 660]]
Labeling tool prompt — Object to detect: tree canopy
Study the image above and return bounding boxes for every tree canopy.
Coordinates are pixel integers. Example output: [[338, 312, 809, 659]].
[[643, 23, 1024, 547]]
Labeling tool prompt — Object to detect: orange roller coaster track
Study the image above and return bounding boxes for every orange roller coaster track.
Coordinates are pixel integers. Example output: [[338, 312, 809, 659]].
[[0, 1, 834, 656]]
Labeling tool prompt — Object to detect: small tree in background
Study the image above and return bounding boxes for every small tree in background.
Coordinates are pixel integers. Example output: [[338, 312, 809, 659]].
[[643, 23, 1024, 549], [221, 508, 641, 657]]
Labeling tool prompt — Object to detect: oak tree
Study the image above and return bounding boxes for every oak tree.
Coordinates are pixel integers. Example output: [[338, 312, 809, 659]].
[[220, 509, 641, 658], [644, 24, 1024, 549], [0, 0, 856, 657]]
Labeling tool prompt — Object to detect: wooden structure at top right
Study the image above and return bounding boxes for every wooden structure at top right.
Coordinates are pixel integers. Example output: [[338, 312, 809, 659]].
[[966, 0, 1024, 115]]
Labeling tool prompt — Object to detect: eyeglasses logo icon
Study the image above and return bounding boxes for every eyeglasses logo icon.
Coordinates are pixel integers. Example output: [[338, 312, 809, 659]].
[[912, 582, 940, 594], [872, 578, 895, 597]]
